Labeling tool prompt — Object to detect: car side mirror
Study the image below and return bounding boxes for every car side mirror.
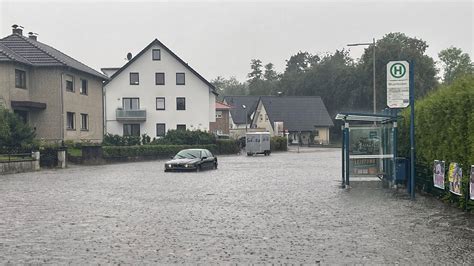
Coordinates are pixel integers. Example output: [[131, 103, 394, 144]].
[[201, 157, 207, 160], [170, 156, 174, 159]]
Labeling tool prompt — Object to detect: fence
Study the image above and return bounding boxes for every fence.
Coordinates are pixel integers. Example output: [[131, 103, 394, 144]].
[[414, 161, 473, 211], [0, 151, 40, 174]]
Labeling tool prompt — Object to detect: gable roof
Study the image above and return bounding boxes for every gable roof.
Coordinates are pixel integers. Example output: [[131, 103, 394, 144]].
[[223, 95, 261, 124], [259, 96, 334, 131], [0, 33, 107, 79], [104, 38, 217, 95], [0, 42, 31, 65]]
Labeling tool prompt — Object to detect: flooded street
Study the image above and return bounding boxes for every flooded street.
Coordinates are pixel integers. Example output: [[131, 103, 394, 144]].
[[1, 148, 473, 263]]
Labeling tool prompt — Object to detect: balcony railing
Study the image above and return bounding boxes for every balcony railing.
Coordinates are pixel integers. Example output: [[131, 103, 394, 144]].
[[116, 108, 146, 122]]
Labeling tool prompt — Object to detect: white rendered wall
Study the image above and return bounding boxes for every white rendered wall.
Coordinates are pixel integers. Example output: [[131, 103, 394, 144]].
[[104, 42, 216, 137]]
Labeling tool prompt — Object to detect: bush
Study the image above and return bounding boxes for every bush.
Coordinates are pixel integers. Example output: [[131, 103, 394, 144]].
[[271, 136, 288, 151], [216, 139, 240, 154], [102, 144, 218, 159], [152, 130, 216, 145], [0, 108, 35, 152], [104, 130, 216, 147], [103, 133, 141, 146], [398, 75, 474, 209]]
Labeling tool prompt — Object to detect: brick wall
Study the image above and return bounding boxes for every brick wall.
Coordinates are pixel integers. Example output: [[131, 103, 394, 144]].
[[210, 109, 230, 135]]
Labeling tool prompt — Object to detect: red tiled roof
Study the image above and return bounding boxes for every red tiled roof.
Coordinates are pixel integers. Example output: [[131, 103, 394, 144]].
[[216, 101, 232, 110]]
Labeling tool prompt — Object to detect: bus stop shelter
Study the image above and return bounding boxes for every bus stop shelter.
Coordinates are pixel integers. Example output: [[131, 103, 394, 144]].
[[335, 112, 405, 188]]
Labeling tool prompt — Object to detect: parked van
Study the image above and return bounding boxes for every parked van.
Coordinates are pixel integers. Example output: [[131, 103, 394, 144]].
[[246, 132, 271, 156]]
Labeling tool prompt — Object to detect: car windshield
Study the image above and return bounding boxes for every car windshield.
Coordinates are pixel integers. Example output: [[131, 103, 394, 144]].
[[174, 150, 201, 159]]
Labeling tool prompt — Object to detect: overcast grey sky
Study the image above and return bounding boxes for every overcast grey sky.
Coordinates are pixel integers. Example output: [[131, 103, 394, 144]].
[[1, 0, 472, 81]]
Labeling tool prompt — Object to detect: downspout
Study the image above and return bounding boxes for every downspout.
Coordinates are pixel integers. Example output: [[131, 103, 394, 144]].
[[60, 72, 65, 143], [103, 83, 106, 136]]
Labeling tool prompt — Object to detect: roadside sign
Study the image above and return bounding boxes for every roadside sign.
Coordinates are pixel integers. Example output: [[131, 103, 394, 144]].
[[387, 61, 410, 108]]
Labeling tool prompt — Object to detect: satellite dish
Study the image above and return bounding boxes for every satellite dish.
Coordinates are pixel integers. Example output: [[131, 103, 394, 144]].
[[126, 52, 132, 61]]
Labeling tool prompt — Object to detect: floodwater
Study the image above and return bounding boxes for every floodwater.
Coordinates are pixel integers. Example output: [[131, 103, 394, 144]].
[[0, 148, 473, 263]]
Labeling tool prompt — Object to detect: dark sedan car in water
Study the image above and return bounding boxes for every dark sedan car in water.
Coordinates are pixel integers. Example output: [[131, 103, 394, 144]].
[[164, 149, 218, 172]]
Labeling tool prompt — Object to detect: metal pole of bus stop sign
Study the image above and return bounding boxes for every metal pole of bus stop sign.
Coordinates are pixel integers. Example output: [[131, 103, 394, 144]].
[[392, 109, 398, 186], [409, 60, 416, 199], [344, 121, 350, 188], [341, 125, 345, 188]]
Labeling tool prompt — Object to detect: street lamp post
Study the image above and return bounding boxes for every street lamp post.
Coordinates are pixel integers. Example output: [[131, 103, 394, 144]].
[[242, 104, 248, 132], [348, 38, 376, 114]]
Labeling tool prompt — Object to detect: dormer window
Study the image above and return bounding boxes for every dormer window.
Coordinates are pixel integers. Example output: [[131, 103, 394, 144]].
[[130, 72, 139, 85], [152, 49, 161, 60]]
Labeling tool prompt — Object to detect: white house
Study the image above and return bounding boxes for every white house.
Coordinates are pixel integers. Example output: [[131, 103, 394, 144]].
[[103, 39, 217, 137]]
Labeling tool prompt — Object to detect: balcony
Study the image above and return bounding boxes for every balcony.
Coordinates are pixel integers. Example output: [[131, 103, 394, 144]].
[[116, 108, 146, 122]]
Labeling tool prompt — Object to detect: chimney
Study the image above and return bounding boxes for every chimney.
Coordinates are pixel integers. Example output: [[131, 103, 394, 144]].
[[28, 32, 38, 41], [11, 24, 23, 35]]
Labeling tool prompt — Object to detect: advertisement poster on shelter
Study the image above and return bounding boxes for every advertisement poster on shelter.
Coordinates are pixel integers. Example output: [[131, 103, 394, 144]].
[[448, 162, 462, 196], [470, 165, 474, 200], [433, 160, 445, 189]]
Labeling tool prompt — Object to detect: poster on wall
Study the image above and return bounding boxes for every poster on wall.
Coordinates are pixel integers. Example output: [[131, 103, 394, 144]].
[[470, 165, 474, 200], [433, 160, 445, 189], [448, 162, 462, 196], [349, 127, 381, 156]]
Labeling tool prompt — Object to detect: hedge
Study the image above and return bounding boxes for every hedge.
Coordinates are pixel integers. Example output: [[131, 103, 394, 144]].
[[151, 129, 215, 145], [103, 144, 218, 159], [216, 139, 240, 154], [398, 75, 474, 210], [271, 136, 288, 151]]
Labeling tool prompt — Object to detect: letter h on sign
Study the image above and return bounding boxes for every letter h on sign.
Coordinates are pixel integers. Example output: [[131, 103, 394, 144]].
[[390, 63, 406, 78]]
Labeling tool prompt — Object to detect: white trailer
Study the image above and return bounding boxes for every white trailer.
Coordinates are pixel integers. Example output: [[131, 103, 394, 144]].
[[245, 132, 271, 156]]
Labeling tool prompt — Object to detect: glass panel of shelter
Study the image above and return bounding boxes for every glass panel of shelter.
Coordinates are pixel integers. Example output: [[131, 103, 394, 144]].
[[348, 123, 394, 178]]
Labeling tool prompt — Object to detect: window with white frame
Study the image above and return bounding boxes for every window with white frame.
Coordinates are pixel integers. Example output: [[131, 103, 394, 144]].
[[123, 98, 139, 110], [156, 97, 165, 110]]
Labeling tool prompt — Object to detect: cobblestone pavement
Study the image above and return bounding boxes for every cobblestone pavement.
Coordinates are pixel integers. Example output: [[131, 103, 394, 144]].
[[1, 148, 473, 264]]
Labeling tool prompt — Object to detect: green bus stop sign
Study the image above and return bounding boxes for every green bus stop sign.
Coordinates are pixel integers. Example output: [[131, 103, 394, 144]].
[[387, 61, 410, 108], [390, 63, 406, 78]]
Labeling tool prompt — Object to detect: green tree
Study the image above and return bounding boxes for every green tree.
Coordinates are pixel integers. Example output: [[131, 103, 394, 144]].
[[263, 63, 279, 81], [358, 32, 438, 111], [0, 108, 35, 150], [248, 59, 263, 81], [281, 49, 359, 115], [438, 46, 473, 84], [248, 78, 276, 96], [285, 51, 319, 73], [211, 76, 248, 99], [279, 51, 318, 96]]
